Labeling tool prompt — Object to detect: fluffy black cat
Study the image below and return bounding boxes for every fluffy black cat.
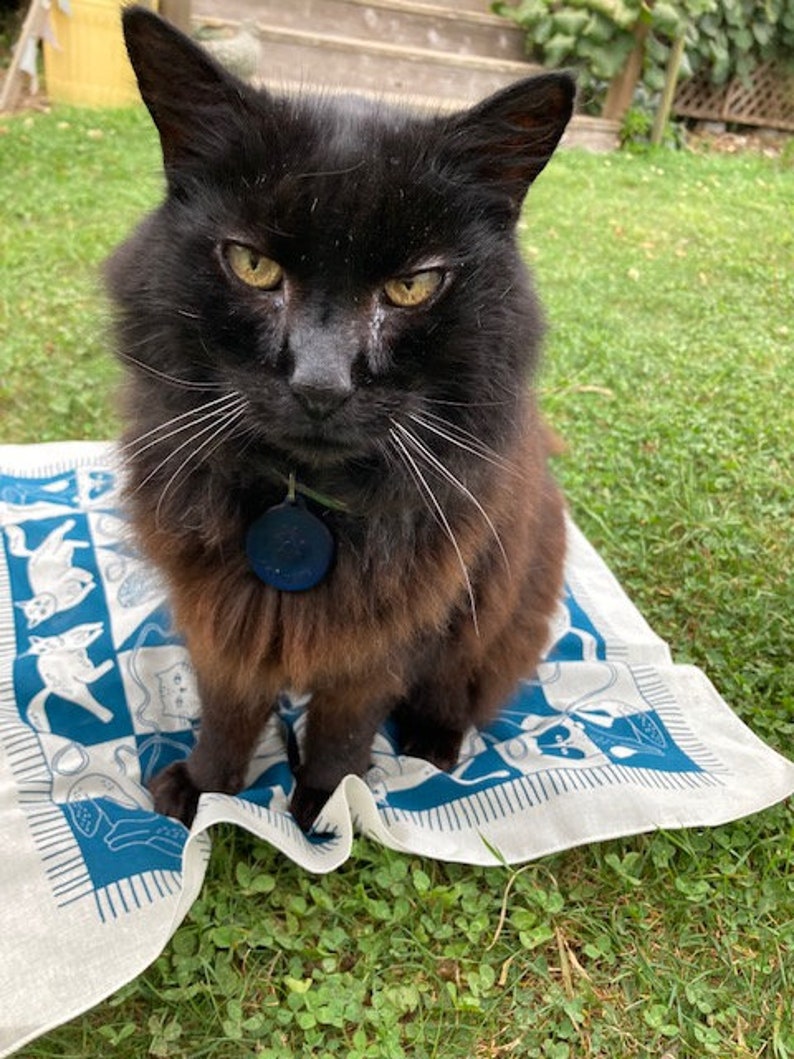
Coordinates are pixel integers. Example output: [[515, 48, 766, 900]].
[[108, 7, 574, 831]]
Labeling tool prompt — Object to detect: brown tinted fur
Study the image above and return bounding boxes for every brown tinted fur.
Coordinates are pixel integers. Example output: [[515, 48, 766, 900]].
[[132, 406, 561, 698], [133, 395, 564, 828]]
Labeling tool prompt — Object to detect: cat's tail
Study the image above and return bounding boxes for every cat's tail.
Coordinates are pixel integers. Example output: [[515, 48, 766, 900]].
[[4, 525, 33, 558], [25, 688, 51, 733]]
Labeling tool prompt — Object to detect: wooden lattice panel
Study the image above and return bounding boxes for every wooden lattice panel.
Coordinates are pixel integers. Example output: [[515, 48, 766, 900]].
[[674, 61, 794, 132]]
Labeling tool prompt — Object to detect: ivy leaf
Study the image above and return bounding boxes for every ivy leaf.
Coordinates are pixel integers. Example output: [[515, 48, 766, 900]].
[[653, 2, 684, 37], [752, 21, 774, 46], [543, 32, 579, 66], [553, 9, 591, 35]]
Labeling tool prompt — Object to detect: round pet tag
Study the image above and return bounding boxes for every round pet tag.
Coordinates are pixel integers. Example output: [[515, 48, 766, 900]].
[[246, 498, 335, 592]]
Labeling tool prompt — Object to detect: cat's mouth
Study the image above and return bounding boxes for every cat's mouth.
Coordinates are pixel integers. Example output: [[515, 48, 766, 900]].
[[243, 385, 389, 466], [277, 432, 364, 467], [251, 411, 376, 467]]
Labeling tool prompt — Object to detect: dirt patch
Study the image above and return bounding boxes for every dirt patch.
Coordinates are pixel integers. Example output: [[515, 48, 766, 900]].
[[687, 122, 791, 159]]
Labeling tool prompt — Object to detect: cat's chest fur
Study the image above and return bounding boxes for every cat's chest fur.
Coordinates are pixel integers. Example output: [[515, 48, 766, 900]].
[[128, 412, 546, 702]]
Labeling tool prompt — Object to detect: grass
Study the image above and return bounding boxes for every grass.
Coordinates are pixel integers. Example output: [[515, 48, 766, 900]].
[[1, 106, 793, 1058]]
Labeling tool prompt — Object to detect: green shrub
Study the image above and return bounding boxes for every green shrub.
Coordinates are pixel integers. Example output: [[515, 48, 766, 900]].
[[493, 0, 794, 110]]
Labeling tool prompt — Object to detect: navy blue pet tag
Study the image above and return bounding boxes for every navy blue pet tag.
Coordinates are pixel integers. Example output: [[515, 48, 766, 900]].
[[246, 497, 335, 592]]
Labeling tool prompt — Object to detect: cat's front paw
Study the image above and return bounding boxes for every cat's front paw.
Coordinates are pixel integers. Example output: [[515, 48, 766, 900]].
[[399, 725, 464, 773], [290, 779, 332, 833], [149, 761, 201, 827]]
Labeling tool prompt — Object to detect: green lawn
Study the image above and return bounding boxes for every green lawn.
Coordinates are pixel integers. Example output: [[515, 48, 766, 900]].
[[1, 107, 793, 1058]]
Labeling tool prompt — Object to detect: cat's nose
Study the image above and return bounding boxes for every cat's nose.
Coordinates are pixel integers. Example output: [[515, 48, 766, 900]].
[[287, 316, 355, 419], [290, 379, 350, 420]]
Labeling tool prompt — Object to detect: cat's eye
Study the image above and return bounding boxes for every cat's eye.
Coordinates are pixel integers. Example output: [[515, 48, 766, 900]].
[[383, 269, 444, 308], [224, 243, 284, 290]]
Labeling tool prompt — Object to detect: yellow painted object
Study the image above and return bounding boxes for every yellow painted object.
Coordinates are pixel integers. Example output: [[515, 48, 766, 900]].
[[43, 0, 157, 107]]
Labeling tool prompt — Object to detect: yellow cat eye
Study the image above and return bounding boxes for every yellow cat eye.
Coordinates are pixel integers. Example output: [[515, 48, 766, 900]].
[[225, 243, 284, 290], [383, 269, 443, 308]]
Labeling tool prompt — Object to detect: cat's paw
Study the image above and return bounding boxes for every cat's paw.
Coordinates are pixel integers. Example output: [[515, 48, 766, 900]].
[[148, 761, 201, 827], [399, 726, 463, 773], [290, 779, 332, 833]]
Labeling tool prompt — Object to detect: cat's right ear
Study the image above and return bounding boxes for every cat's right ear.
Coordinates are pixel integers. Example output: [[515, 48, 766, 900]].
[[443, 72, 576, 213], [121, 6, 254, 174]]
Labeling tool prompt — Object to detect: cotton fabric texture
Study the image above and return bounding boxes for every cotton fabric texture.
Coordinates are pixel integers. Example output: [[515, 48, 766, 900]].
[[1, 441, 792, 1055]]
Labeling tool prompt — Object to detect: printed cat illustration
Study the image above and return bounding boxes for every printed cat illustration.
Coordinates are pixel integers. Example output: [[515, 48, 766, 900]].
[[0, 469, 115, 519], [5, 520, 95, 628], [25, 622, 114, 732]]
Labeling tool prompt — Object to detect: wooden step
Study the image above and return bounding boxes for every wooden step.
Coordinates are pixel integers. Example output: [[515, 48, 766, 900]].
[[190, 0, 620, 150], [397, 0, 502, 11], [199, 23, 539, 103], [194, 0, 527, 62]]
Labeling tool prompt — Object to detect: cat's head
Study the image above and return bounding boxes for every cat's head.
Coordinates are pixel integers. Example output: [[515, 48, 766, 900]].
[[17, 594, 57, 629], [108, 8, 574, 473], [26, 622, 104, 654]]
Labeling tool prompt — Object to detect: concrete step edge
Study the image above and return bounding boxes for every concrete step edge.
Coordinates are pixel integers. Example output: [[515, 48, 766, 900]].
[[200, 22, 538, 76], [318, 0, 524, 33], [258, 25, 535, 74], [195, 0, 523, 35]]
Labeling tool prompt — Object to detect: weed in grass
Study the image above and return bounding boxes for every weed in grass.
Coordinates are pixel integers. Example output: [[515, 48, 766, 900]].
[[2, 108, 793, 1058]]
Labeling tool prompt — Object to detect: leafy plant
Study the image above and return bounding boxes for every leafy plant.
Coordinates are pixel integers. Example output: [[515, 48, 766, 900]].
[[493, 0, 794, 111], [493, 0, 640, 109], [681, 0, 794, 85], [619, 101, 654, 144], [619, 84, 688, 149]]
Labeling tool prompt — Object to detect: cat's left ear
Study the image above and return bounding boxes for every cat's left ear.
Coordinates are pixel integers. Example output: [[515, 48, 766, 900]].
[[122, 6, 256, 174], [444, 73, 575, 211]]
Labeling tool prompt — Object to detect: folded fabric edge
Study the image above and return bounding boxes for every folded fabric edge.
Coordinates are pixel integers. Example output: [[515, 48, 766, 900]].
[[0, 440, 117, 474], [0, 827, 211, 1059]]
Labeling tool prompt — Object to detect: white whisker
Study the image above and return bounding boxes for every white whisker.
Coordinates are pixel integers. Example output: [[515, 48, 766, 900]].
[[389, 428, 479, 637], [423, 396, 514, 409], [118, 351, 225, 392], [122, 392, 243, 462], [154, 404, 247, 529], [407, 411, 519, 476], [131, 395, 247, 496], [393, 421, 509, 574]]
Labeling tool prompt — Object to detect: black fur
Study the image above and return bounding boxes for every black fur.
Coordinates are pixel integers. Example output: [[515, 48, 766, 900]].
[[109, 8, 574, 830], [108, 9, 574, 530]]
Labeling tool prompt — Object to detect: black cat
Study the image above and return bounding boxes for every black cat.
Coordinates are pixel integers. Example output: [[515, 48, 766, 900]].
[[107, 7, 574, 831]]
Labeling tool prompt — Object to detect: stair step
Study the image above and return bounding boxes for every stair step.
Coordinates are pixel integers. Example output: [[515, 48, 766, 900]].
[[190, 0, 620, 150], [348, 0, 521, 31], [196, 0, 520, 33], [400, 0, 501, 11], [194, 0, 527, 62], [256, 25, 532, 74], [211, 24, 538, 103]]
